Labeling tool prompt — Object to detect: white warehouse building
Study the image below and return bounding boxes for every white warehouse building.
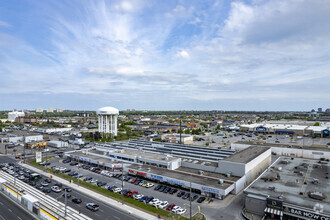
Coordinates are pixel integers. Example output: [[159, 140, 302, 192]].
[[8, 110, 25, 122], [96, 107, 119, 136]]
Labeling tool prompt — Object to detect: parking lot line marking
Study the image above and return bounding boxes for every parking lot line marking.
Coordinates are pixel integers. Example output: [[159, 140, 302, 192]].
[[114, 216, 120, 220], [0, 202, 3, 205], [0, 215, 5, 220], [17, 217, 22, 220]]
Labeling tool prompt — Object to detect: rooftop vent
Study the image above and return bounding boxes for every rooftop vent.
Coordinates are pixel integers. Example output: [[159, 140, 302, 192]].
[[199, 170, 204, 175], [268, 186, 275, 191], [308, 192, 326, 201]]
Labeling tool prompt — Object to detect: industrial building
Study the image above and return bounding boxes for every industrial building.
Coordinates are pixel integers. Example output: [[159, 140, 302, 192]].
[[65, 140, 271, 199], [244, 157, 330, 219], [97, 106, 119, 136], [47, 140, 69, 148], [161, 133, 193, 144], [240, 123, 330, 137], [7, 110, 25, 122], [0, 134, 43, 143]]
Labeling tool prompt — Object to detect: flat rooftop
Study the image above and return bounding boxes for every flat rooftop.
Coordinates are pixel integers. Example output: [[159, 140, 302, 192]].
[[223, 146, 270, 163], [127, 164, 234, 190], [68, 151, 118, 164], [245, 157, 330, 213]]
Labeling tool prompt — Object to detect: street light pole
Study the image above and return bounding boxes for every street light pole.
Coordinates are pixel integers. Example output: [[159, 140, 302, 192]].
[[121, 160, 124, 205], [64, 188, 67, 216], [190, 175, 192, 220]]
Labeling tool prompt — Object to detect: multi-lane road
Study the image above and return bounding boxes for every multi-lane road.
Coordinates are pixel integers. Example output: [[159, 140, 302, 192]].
[[0, 191, 37, 220]]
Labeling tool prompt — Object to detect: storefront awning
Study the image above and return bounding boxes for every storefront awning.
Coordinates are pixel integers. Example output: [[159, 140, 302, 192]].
[[264, 207, 283, 216]]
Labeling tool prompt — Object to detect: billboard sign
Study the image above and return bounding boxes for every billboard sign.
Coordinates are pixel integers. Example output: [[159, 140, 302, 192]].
[[256, 126, 267, 132], [36, 152, 42, 163]]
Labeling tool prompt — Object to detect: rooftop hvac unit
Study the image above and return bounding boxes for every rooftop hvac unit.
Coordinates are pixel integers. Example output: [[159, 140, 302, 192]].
[[226, 172, 231, 178], [219, 179, 224, 185], [199, 170, 204, 175]]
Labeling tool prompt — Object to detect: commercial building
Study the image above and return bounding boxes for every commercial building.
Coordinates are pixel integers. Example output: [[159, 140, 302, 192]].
[[0, 134, 43, 143], [47, 140, 69, 148], [15, 116, 38, 124], [244, 157, 330, 219], [7, 110, 25, 122], [65, 140, 271, 199], [240, 123, 330, 138], [161, 133, 193, 144], [97, 107, 119, 136]]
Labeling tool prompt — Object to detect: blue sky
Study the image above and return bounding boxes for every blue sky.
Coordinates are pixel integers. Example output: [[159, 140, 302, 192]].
[[0, 0, 329, 111]]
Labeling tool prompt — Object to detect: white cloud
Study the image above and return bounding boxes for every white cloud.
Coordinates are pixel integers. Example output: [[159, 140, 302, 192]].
[[176, 50, 190, 59], [0, 20, 10, 27]]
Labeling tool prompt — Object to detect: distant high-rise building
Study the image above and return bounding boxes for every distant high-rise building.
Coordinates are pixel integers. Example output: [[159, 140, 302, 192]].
[[36, 108, 43, 113], [46, 108, 54, 113], [318, 108, 322, 113], [326, 108, 330, 113], [56, 108, 63, 113]]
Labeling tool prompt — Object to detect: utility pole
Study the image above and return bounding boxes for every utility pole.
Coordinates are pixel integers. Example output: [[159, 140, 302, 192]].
[[121, 160, 124, 205], [190, 175, 192, 220], [64, 188, 67, 216], [179, 112, 182, 144]]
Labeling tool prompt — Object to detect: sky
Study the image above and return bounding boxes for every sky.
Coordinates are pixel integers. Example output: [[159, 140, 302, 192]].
[[0, 0, 329, 111]]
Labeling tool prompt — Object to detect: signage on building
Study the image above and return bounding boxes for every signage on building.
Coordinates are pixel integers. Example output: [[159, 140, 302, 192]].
[[150, 174, 163, 180], [113, 164, 121, 168], [267, 198, 283, 210], [323, 130, 329, 135], [128, 169, 147, 176], [288, 207, 330, 220], [166, 179, 185, 186], [256, 126, 267, 132], [202, 186, 219, 194], [36, 152, 42, 163]]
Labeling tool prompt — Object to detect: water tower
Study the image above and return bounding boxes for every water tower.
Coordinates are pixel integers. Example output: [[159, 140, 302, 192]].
[[96, 107, 119, 136]]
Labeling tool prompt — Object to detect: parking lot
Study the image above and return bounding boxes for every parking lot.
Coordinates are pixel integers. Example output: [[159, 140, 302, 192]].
[[0, 161, 139, 220], [48, 157, 224, 218]]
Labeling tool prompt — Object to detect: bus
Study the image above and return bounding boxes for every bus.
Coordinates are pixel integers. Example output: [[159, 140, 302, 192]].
[[30, 173, 41, 181]]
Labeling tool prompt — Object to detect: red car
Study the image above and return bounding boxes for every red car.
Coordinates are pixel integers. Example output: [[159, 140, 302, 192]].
[[125, 190, 138, 197], [131, 179, 137, 184], [166, 203, 176, 211]]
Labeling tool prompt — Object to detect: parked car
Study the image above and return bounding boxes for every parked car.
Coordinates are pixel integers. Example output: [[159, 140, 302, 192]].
[[72, 197, 82, 204], [166, 203, 176, 211], [148, 198, 160, 205], [163, 187, 171, 193], [176, 208, 187, 215], [158, 201, 169, 209], [145, 196, 154, 204], [190, 194, 198, 201], [197, 197, 206, 203], [177, 191, 185, 197], [62, 192, 71, 198], [171, 206, 181, 213], [146, 183, 154, 188], [51, 186, 62, 193], [63, 187, 72, 192], [42, 188, 51, 193], [169, 188, 178, 194], [182, 193, 190, 200], [54, 183, 63, 188], [86, 203, 99, 212], [159, 186, 166, 192]]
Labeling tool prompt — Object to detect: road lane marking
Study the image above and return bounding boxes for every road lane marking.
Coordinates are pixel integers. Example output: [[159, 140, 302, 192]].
[[8, 208, 12, 212], [17, 217, 22, 220], [0, 215, 5, 220], [114, 216, 120, 220]]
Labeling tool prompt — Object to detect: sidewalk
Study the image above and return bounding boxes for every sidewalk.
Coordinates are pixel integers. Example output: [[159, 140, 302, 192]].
[[21, 162, 159, 220]]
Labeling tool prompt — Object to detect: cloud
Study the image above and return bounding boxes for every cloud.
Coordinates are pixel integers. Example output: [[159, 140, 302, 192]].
[[0, 20, 10, 27], [176, 50, 190, 59], [0, 0, 329, 110]]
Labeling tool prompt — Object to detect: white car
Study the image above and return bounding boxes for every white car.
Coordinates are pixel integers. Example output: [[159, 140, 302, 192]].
[[148, 198, 160, 205], [171, 206, 181, 213], [18, 175, 25, 180], [176, 208, 187, 215], [59, 167, 66, 172], [153, 201, 162, 207], [8, 170, 15, 175], [100, 170, 107, 175], [90, 179, 98, 183], [51, 186, 62, 193], [113, 188, 122, 193], [134, 194, 144, 200], [158, 201, 169, 209], [145, 183, 154, 188]]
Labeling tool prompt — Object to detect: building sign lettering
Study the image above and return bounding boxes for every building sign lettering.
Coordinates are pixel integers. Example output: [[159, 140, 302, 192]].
[[166, 179, 185, 186], [256, 126, 267, 132], [289, 208, 330, 220], [150, 174, 163, 180], [128, 169, 147, 176], [202, 186, 219, 194]]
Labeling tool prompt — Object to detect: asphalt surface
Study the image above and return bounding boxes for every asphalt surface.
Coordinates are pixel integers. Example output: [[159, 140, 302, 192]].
[[0, 191, 37, 220], [0, 156, 140, 220]]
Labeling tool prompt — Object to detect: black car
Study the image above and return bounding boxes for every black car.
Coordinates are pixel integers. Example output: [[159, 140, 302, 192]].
[[134, 180, 141, 185], [55, 183, 63, 188], [63, 169, 71, 173], [169, 188, 178, 194], [83, 165, 91, 170], [182, 193, 190, 200], [177, 191, 185, 197], [145, 196, 154, 203], [154, 184, 162, 191], [62, 192, 71, 198], [163, 187, 171, 193], [197, 197, 206, 203], [83, 177, 92, 182], [29, 181, 36, 186], [68, 171, 78, 176], [45, 178, 52, 183], [190, 194, 198, 201], [70, 162, 78, 166], [63, 187, 72, 192], [86, 203, 99, 212], [23, 178, 30, 183], [139, 196, 148, 202], [72, 197, 82, 204], [43, 188, 51, 193], [159, 186, 166, 192], [35, 184, 43, 190], [97, 181, 106, 187]]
